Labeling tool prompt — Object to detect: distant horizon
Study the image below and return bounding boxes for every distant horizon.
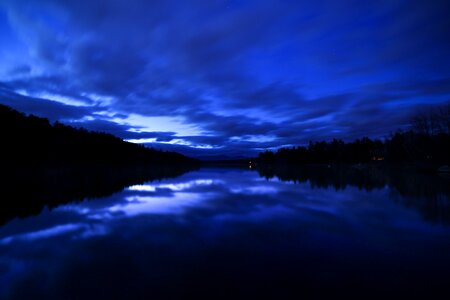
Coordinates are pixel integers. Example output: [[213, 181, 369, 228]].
[[4, 102, 450, 162], [0, 103, 417, 160], [1, 1, 449, 157]]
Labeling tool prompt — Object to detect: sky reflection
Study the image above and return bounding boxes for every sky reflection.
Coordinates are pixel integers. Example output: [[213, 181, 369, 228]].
[[0, 169, 448, 245], [0, 168, 450, 298]]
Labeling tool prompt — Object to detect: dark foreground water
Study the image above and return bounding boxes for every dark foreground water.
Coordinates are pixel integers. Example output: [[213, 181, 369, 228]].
[[1, 167, 450, 299]]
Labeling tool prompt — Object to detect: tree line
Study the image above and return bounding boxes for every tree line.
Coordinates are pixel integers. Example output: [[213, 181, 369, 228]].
[[0, 164, 197, 225], [256, 164, 450, 223], [257, 103, 450, 165], [0, 104, 197, 167]]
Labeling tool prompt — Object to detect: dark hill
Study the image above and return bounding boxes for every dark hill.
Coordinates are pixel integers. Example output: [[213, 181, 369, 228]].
[[0, 104, 197, 167]]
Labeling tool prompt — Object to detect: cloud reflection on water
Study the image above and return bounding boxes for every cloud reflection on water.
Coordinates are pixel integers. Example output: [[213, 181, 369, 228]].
[[1, 168, 449, 246], [0, 168, 449, 298]]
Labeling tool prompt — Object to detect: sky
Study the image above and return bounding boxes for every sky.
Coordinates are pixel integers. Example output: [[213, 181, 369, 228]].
[[0, 0, 449, 158]]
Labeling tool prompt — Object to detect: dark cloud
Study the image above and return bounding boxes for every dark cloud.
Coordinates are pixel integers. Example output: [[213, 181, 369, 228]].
[[2, 76, 95, 105], [8, 65, 31, 75], [67, 119, 178, 141], [365, 78, 450, 97], [0, 0, 449, 156], [0, 85, 93, 121]]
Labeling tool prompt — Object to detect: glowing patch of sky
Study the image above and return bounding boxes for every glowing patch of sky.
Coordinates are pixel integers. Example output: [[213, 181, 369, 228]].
[[81, 93, 115, 106], [115, 113, 205, 137], [161, 139, 215, 149], [126, 137, 217, 149], [14, 90, 91, 107], [230, 135, 276, 143]]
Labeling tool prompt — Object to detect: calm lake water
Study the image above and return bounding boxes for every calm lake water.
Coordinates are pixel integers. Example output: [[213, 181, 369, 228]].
[[1, 167, 450, 299]]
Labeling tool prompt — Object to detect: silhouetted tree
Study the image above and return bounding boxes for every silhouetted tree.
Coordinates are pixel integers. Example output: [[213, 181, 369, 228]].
[[0, 104, 198, 167], [256, 103, 450, 166], [411, 103, 450, 135]]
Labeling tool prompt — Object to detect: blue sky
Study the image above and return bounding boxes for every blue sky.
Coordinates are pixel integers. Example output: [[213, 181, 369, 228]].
[[0, 0, 449, 157]]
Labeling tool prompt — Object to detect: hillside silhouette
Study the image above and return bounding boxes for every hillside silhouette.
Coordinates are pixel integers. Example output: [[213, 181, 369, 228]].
[[256, 104, 450, 167], [0, 104, 201, 225], [0, 104, 197, 166], [0, 165, 197, 225], [256, 164, 450, 224]]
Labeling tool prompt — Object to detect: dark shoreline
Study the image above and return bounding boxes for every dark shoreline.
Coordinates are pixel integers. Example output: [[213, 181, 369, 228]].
[[1, 160, 449, 227], [0, 163, 199, 226]]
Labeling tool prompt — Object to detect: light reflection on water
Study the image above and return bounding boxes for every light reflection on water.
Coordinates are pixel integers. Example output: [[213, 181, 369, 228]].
[[0, 167, 450, 298]]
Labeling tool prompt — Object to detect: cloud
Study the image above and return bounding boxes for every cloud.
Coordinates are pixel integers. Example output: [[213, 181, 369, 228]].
[[0, 0, 449, 156], [0, 85, 94, 121], [68, 119, 178, 141]]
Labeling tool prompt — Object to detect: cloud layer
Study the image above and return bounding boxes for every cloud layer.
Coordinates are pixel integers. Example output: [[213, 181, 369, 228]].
[[0, 0, 449, 157]]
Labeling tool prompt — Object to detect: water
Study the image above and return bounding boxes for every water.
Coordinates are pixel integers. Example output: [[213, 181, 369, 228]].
[[1, 166, 450, 298]]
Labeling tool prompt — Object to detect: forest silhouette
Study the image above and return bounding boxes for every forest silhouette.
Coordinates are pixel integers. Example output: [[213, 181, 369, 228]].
[[0, 103, 449, 225], [0, 104, 199, 225], [256, 164, 450, 224], [0, 104, 197, 167], [256, 103, 450, 167], [0, 165, 197, 225]]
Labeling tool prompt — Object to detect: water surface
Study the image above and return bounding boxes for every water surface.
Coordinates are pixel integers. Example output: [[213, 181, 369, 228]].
[[1, 167, 450, 298]]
